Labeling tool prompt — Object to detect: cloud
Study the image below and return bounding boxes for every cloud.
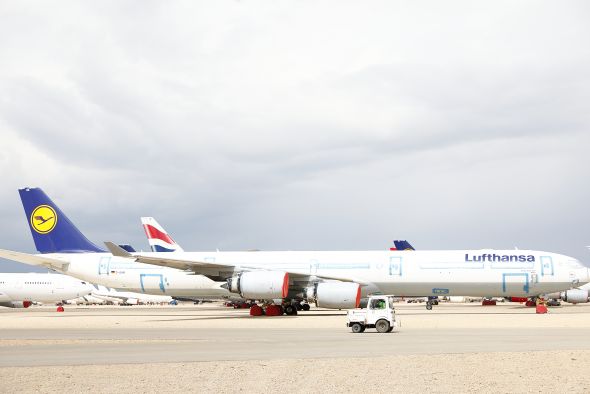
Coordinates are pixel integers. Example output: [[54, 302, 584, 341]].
[[0, 1, 589, 271]]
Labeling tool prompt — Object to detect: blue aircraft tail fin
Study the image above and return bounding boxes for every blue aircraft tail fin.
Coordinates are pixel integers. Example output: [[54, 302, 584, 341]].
[[118, 244, 137, 253], [19, 187, 105, 253], [392, 240, 415, 251]]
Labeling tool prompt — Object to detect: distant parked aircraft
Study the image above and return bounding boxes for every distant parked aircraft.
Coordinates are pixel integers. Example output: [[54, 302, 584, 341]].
[[0, 272, 92, 308]]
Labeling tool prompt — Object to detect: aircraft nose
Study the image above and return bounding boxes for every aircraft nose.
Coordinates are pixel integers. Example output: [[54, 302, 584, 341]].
[[81, 282, 93, 294]]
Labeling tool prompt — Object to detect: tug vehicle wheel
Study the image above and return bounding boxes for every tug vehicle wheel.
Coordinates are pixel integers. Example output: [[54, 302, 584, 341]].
[[375, 319, 390, 333], [351, 323, 364, 333]]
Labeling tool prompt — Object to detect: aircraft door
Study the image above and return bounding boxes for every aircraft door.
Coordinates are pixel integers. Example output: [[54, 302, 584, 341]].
[[310, 259, 318, 275], [98, 257, 110, 275], [140, 274, 166, 293], [389, 256, 402, 276], [540, 256, 554, 277]]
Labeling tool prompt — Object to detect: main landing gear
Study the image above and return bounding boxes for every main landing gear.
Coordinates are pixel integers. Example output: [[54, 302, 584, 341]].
[[248, 301, 311, 317], [283, 304, 298, 316], [425, 297, 438, 310]]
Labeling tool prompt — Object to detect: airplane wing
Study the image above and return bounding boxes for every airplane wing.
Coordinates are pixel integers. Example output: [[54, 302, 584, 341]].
[[104, 242, 369, 285], [91, 292, 139, 304], [0, 249, 70, 271]]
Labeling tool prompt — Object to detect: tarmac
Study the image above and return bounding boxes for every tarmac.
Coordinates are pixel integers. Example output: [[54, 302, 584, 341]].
[[1, 302, 590, 393]]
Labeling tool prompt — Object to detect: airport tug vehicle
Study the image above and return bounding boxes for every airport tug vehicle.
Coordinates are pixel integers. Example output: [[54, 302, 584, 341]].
[[347, 295, 399, 333]]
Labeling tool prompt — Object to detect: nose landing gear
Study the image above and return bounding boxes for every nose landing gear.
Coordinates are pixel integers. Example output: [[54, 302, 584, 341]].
[[426, 297, 438, 310]]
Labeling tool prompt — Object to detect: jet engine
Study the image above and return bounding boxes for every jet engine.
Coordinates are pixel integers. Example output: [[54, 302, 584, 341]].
[[561, 289, 589, 304], [226, 271, 289, 299], [306, 282, 361, 309], [0, 300, 32, 308]]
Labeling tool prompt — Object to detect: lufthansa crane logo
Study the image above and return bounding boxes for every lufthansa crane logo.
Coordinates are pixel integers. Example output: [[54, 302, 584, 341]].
[[30, 205, 57, 234]]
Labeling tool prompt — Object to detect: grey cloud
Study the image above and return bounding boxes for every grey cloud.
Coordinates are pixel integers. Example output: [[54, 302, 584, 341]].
[[0, 1, 589, 272]]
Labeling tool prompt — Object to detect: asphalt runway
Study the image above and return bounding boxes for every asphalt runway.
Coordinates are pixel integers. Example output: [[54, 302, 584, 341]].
[[2, 302, 590, 367]]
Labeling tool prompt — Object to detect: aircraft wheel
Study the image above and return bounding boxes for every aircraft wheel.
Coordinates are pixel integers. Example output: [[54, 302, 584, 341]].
[[284, 304, 298, 316], [375, 319, 390, 333], [265, 304, 282, 316], [426, 302, 433, 310], [249, 304, 263, 316]]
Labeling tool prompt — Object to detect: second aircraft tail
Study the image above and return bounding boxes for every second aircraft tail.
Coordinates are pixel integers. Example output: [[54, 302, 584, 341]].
[[141, 217, 184, 252]]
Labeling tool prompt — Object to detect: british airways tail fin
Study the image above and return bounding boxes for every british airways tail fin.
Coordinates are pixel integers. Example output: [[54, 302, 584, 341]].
[[19, 187, 105, 253], [141, 217, 184, 252]]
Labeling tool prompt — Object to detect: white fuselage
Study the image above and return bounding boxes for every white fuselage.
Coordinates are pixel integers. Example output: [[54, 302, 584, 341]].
[[0, 273, 93, 304], [43, 249, 589, 298], [46, 253, 229, 298]]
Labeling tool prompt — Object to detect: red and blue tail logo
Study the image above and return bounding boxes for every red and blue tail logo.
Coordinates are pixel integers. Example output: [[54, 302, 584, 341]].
[[141, 217, 184, 252]]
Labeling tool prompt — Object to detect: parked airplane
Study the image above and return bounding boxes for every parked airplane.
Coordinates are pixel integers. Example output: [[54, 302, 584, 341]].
[[0, 188, 230, 299], [0, 272, 92, 308], [104, 241, 590, 315], [2, 187, 588, 316]]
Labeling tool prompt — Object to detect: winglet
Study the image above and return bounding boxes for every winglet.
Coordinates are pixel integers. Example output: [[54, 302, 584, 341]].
[[104, 241, 133, 258]]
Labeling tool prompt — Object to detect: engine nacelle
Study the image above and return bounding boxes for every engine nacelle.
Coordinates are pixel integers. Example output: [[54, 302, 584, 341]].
[[0, 300, 32, 308], [306, 282, 361, 309], [561, 289, 589, 304], [227, 271, 289, 299]]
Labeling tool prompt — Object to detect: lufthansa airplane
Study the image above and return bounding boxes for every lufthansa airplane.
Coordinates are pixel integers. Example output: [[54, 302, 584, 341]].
[[1, 187, 588, 316]]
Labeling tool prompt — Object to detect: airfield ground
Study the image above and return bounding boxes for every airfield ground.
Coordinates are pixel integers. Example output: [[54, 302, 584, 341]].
[[1, 302, 590, 393]]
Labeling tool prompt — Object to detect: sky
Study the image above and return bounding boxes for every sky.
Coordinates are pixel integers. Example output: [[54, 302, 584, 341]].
[[1, 1, 589, 272]]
